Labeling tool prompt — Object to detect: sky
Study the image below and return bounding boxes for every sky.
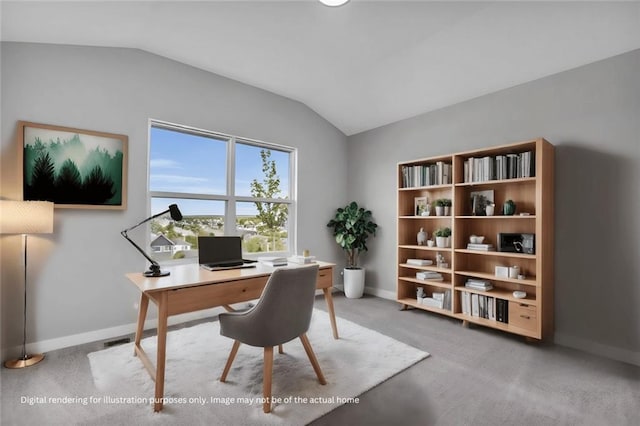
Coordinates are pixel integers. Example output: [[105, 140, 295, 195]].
[[149, 126, 290, 217]]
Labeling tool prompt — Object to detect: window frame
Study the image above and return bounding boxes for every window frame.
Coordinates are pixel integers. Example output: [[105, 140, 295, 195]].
[[148, 119, 297, 262]]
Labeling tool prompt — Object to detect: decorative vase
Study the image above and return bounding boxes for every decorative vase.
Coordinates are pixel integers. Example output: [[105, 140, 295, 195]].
[[417, 228, 427, 246], [503, 200, 516, 215]]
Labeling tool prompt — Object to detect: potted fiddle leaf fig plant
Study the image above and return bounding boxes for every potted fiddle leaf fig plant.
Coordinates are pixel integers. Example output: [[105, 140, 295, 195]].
[[327, 201, 378, 298]]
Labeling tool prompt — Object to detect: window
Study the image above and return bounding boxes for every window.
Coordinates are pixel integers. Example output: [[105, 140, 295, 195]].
[[148, 121, 296, 263]]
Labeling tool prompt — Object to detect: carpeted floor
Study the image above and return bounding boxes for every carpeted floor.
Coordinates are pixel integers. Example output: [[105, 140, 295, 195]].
[[86, 309, 428, 425], [2, 294, 639, 425]]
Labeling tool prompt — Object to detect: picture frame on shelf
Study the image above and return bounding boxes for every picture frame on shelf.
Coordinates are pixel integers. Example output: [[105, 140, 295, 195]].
[[414, 196, 428, 216], [470, 189, 494, 216], [19, 121, 128, 210]]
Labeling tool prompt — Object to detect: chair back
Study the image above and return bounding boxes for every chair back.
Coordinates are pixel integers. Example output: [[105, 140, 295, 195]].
[[222, 265, 319, 347]]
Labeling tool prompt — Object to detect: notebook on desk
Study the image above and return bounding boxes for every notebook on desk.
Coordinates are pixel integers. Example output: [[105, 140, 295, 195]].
[[198, 236, 256, 271]]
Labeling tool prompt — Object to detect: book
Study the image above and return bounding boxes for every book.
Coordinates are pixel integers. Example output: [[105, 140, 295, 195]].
[[467, 243, 494, 251], [416, 271, 443, 281], [287, 255, 316, 264], [496, 298, 509, 323], [471, 293, 479, 317], [406, 258, 433, 266], [443, 289, 452, 310], [463, 291, 471, 315], [465, 279, 493, 291], [258, 256, 288, 267], [422, 297, 444, 309]]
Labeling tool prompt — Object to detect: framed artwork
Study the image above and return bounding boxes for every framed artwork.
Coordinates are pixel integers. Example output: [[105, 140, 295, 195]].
[[19, 121, 128, 210], [414, 196, 428, 216], [470, 189, 494, 216]]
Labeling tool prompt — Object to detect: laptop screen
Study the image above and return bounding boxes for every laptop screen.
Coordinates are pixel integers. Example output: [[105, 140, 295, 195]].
[[198, 236, 243, 266]]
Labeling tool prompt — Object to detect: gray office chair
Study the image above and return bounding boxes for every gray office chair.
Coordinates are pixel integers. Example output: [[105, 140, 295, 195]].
[[218, 265, 327, 413]]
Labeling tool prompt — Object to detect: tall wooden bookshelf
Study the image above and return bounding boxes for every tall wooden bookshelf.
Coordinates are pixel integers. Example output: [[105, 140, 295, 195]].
[[396, 138, 554, 340]]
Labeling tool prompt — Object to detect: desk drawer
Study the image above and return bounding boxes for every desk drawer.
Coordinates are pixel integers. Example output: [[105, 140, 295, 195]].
[[317, 268, 333, 289], [509, 301, 537, 332], [167, 276, 267, 316]]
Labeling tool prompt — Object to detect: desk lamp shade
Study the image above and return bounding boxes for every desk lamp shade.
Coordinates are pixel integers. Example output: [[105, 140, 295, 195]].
[[0, 200, 54, 368]]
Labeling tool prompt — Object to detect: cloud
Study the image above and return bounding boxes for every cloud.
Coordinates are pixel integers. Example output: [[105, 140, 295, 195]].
[[150, 159, 181, 169]]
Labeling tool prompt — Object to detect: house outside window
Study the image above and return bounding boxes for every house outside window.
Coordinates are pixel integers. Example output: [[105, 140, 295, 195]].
[[148, 120, 296, 263]]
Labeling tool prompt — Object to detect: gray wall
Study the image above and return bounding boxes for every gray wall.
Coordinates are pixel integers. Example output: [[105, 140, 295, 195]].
[[0, 42, 348, 353], [348, 49, 640, 365]]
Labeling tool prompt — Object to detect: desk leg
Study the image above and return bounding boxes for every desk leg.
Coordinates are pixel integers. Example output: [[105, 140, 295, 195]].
[[322, 288, 339, 339], [154, 292, 169, 412], [134, 294, 149, 356]]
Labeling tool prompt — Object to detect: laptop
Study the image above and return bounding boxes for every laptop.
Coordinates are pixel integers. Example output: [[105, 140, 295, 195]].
[[198, 236, 256, 271]]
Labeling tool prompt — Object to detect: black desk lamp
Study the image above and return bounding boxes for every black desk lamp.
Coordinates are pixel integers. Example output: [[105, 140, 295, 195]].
[[121, 204, 183, 277]]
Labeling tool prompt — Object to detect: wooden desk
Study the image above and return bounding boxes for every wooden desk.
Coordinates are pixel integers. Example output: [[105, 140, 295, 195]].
[[125, 261, 338, 412]]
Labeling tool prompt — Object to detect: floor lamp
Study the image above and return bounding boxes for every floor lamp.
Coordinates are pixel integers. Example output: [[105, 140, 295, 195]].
[[0, 200, 54, 369]]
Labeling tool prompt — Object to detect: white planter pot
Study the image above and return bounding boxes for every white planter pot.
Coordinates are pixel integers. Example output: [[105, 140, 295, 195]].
[[343, 268, 365, 298], [435, 206, 444, 216], [436, 236, 450, 248]]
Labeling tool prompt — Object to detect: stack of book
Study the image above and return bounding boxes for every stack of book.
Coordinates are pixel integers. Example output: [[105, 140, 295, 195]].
[[406, 258, 433, 266], [287, 255, 316, 264], [466, 243, 494, 251], [258, 256, 288, 267], [416, 271, 443, 281], [418, 290, 452, 310], [421, 297, 443, 309], [464, 279, 493, 291]]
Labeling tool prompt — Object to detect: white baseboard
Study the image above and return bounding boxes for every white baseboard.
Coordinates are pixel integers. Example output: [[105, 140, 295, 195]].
[[332, 284, 396, 301], [364, 286, 396, 301], [554, 332, 640, 367], [3, 308, 224, 359]]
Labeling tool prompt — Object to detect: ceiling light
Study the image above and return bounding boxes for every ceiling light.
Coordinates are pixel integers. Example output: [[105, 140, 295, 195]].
[[319, 0, 350, 7]]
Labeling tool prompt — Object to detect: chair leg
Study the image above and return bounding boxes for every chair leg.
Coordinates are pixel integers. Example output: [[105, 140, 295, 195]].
[[263, 346, 274, 413], [299, 333, 326, 385], [220, 340, 241, 382], [278, 344, 284, 354]]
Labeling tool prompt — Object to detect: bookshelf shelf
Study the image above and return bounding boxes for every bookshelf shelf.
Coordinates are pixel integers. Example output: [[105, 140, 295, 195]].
[[399, 245, 452, 252], [454, 249, 536, 259], [396, 138, 554, 341], [455, 271, 539, 288], [398, 215, 451, 220], [398, 277, 452, 289], [456, 215, 536, 220], [454, 177, 536, 187], [453, 285, 538, 305], [399, 183, 452, 191], [398, 298, 453, 315]]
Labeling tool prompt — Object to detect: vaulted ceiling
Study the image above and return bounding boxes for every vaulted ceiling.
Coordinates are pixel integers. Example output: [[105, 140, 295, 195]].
[[2, 1, 639, 135]]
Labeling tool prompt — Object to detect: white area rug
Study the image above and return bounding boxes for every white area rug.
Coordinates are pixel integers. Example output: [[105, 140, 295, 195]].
[[88, 309, 429, 425]]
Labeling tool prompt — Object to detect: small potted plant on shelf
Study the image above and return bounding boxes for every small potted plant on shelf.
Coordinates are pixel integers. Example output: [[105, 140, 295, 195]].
[[327, 201, 378, 298], [434, 199, 445, 216], [433, 227, 451, 248], [443, 199, 452, 216]]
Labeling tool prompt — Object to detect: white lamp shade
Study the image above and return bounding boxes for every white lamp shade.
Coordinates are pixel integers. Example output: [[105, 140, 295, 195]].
[[319, 0, 350, 6], [0, 200, 54, 234]]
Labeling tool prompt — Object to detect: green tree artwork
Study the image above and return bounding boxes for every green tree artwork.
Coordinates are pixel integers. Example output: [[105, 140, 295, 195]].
[[22, 123, 126, 208]]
